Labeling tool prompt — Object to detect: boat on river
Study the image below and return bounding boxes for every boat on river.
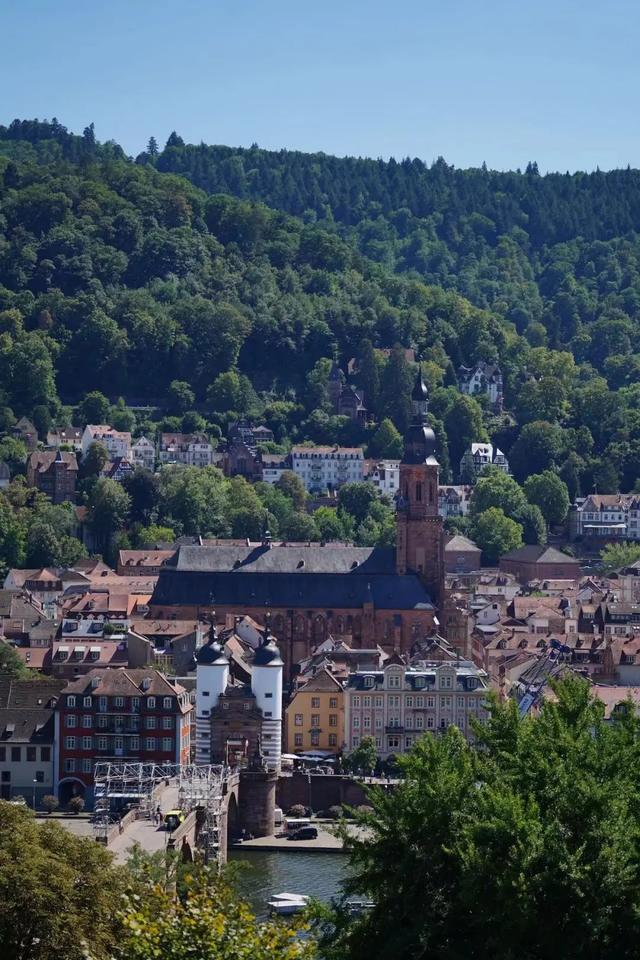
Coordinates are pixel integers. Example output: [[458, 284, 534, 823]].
[[268, 892, 310, 915]]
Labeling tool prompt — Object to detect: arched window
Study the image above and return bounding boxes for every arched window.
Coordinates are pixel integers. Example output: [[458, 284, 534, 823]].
[[416, 481, 422, 502]]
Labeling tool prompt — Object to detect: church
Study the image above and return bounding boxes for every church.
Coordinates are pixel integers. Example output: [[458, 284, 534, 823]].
[[149, 370, 446, 675]]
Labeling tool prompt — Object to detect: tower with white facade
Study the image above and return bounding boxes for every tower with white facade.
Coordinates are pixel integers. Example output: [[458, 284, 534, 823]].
[[251, 624, 283, 772], [195, 626, 229, 764]]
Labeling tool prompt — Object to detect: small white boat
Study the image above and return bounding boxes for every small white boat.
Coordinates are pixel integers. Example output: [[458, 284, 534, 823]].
[[268, 892, 309, 915]]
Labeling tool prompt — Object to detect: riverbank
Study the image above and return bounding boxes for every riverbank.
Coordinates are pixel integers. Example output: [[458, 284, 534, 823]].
[[235, 822, 367, 853]]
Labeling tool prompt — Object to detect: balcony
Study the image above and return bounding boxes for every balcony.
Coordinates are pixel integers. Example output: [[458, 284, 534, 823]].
[[385, 724, 405, 733]]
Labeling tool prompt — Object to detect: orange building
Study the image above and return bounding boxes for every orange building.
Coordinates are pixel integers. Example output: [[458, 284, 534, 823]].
[[285, 669, 345, 755]]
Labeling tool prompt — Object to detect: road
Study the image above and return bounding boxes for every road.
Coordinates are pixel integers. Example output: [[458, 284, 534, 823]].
[[108, 784, 180, 864]]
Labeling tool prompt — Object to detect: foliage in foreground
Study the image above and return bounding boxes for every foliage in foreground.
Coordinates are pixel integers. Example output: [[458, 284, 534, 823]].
[[0, 801, 125, 960], [118, 866, 314, 960], [326, 677, 640, 960], [0, 803, 313, 960]]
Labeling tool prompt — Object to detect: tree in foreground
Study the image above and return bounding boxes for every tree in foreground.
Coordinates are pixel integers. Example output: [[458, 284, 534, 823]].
[[326, 678, 640, 960], [0, 803, 314, 960], [0, 801, 125, 960], [117, 864, 314, 960]]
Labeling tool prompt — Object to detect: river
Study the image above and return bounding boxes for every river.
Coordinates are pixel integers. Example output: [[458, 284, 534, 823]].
[[228, 849, 350, 918]]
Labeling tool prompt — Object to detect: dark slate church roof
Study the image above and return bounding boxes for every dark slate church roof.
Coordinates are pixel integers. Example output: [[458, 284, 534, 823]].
[[152, 544, 433, 612], [167, 543, 396, 575]]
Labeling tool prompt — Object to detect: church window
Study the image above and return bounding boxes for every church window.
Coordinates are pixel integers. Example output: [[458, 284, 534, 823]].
[[416, 482, 422, 502]]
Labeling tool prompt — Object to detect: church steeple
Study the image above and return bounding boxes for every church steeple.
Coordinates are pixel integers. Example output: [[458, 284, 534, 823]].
[[402, 366, 438, 466], [396, 365, 444, 601]]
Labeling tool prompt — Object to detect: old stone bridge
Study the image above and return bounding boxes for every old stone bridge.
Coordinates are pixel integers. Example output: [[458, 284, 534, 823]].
[[95, 763, 278, 865]]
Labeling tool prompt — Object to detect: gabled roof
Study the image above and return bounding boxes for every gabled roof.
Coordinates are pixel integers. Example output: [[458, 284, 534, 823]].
[[293, 668, 343, 694], [501, 545, 580, 565], [28, 450, 78, 473], [444, 534, 480, 552], [166, 543, 394, 575], [60, 668, 188, 703]]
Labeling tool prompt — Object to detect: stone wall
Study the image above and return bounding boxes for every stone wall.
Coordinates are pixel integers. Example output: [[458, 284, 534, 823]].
[[276, 772, 375, 814]]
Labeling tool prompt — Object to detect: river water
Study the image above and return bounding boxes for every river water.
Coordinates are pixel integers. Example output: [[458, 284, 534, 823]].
[[228, 849, 350, 918]]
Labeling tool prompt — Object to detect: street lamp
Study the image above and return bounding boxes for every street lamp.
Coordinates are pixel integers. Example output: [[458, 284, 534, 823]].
[[32, 778, 38, 812]]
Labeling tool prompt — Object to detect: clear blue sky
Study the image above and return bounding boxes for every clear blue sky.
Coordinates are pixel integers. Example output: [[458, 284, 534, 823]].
[[1, 0, 639, 172]]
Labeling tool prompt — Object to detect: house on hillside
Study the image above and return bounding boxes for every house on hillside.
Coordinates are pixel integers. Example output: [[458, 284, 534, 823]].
[[27, 450, 78, 503], [158, 433, 215, 467], [458, 362, 503, 411], [81, 425, 131, 461], [459, 443, 510, 483], [132, 436, 155, 471], [13, 417, 38, 451]]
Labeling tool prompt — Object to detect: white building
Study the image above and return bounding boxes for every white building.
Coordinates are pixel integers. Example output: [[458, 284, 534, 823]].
[[261, 454, 289, 485], [344, 657, 489, 759], [438, 485, 473, 518], [131, 436, 155, 471], [159, 433, 215, 467], [81, 425, 132, 461], [569, 494, 640, 542], [365, 460, 400, 497], [195, 628, 283, 772], [458, 362, 503, 409], [459, 443, 510, 483], [291, 445, 365, 493]]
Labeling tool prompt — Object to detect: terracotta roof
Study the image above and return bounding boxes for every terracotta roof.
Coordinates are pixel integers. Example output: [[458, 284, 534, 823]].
[[291, 445, 364, 456], [40, 446, 79, 469], [85, 425, 131, 441], [60, 667, 190, 708], [590, 685, 640, 719]]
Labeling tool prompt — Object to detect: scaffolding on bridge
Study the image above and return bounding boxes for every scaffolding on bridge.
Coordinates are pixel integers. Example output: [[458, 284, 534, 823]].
[[93, 762, 227, 864]]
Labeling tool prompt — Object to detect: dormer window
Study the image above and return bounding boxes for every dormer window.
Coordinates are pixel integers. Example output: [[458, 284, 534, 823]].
[[364, 676, 374, 689]]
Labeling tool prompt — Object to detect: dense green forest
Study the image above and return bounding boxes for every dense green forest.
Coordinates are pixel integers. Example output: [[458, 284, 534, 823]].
[[1, 118, 640, 503]]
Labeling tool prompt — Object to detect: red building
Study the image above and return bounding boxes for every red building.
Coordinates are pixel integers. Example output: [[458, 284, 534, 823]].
[[56, 668, 192, 806]]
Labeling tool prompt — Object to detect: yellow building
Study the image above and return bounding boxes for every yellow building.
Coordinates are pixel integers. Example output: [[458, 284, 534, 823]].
[[285, 669, 345, 755]]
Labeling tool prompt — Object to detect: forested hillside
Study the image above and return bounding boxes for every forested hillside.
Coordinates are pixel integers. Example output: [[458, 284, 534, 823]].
[[1, 118, 640, 500]]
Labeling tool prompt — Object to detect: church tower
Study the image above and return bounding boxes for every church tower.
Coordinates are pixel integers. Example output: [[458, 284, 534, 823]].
[[395, 368, 444, 603]]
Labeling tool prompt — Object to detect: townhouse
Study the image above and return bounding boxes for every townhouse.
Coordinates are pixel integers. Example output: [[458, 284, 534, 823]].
[[56, 668, 192, 806], [344, 656, 489, 759]]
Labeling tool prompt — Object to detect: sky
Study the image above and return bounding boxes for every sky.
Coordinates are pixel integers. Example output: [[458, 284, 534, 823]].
[[1, 0, 639, 172]]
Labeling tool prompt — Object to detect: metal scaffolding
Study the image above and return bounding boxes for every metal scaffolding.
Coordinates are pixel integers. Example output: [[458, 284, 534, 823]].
[[92, 762, 227, 863]]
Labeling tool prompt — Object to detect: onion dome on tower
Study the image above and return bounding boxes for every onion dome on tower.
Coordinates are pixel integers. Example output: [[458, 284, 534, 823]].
[[402, 366, 437, 464], [196, 622, 229, 666]]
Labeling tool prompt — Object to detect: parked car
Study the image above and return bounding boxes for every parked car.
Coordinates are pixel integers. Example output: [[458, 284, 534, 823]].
[[289, 826, 318, 841]]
